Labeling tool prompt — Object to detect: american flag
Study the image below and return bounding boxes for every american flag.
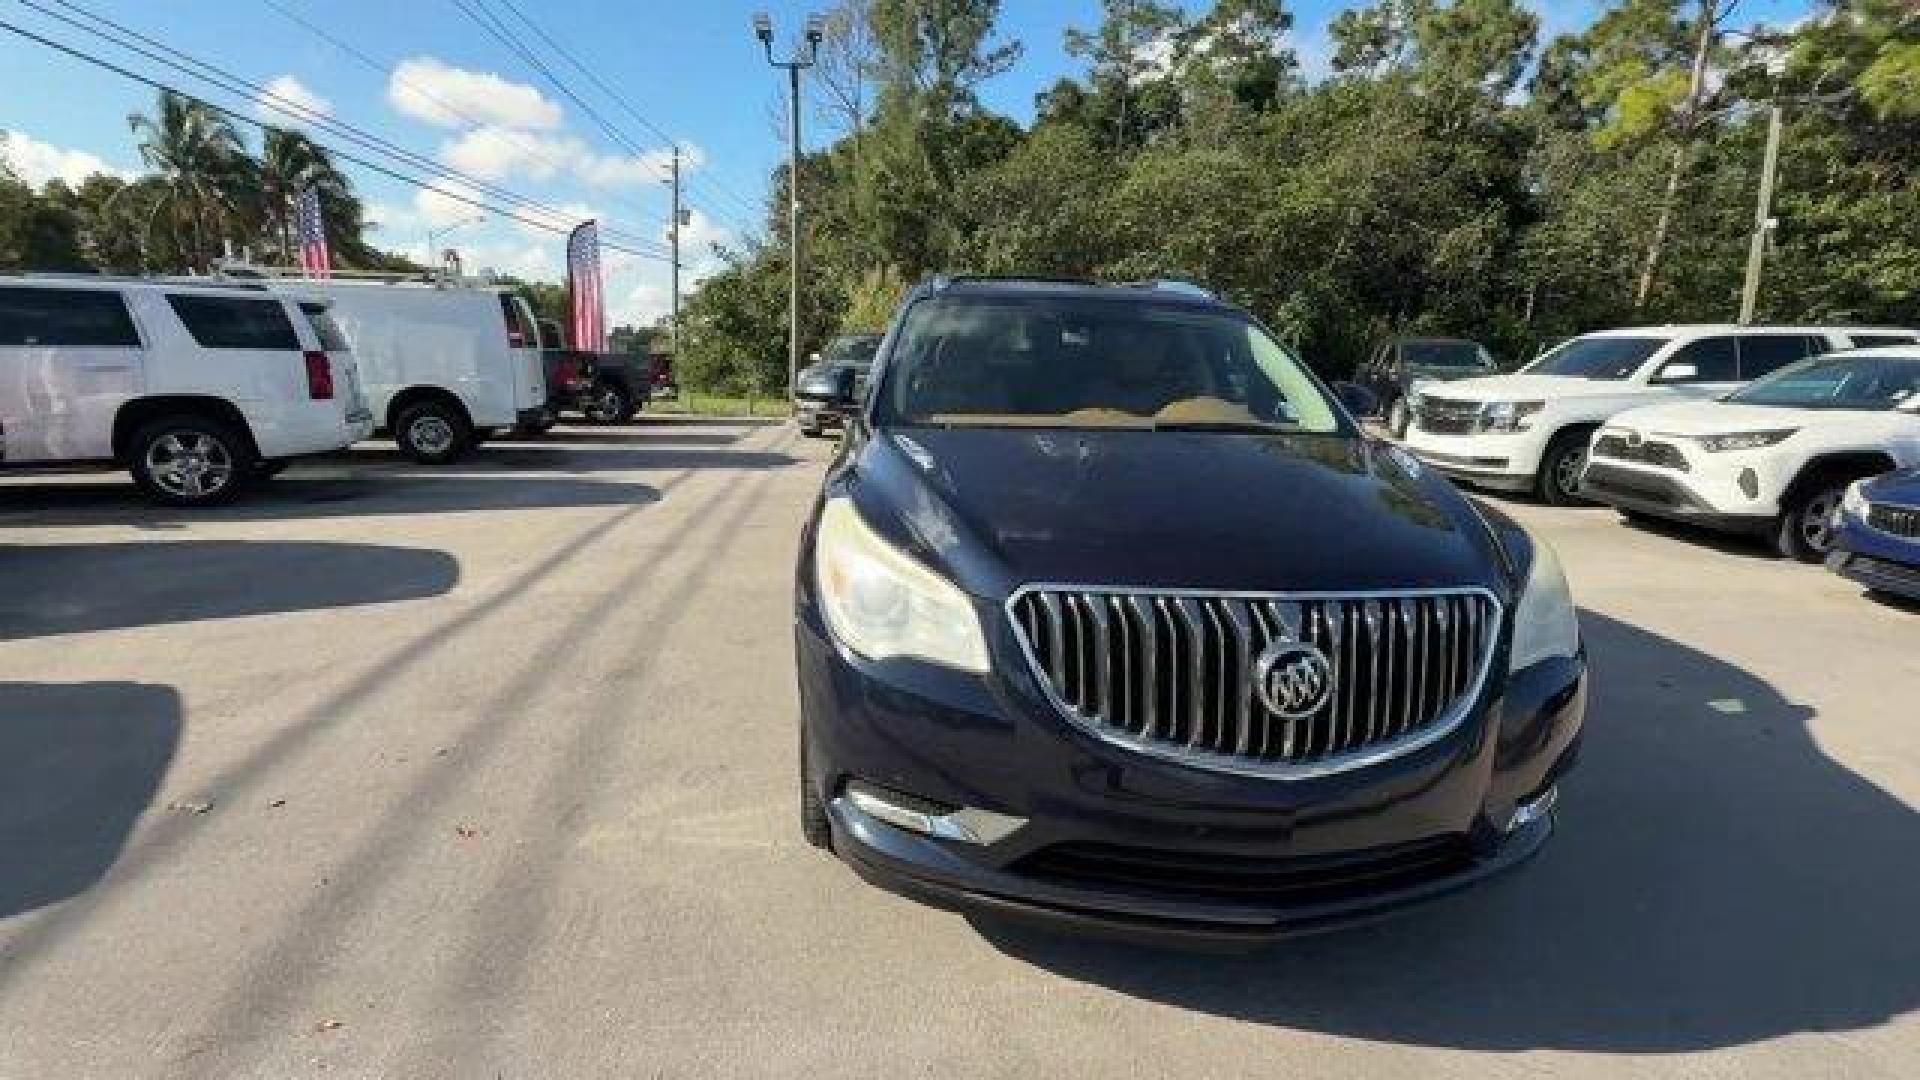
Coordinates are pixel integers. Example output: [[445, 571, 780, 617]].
[[567, 220, 605, 352], [296, 187, 331, 278]]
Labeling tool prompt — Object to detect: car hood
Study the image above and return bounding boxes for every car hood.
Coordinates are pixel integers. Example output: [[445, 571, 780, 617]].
[[1610, 399, 1837, 435], [1419, 373, 1647, 403], [854, 427, 1507, 596], [1405, 365, 1489, 384], [1865, 468, 1920, 508]]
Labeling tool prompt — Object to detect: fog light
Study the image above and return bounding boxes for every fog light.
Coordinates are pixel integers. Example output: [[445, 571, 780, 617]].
[[843, 780, 1026, 845], [1738, 468, 1759, 499], [1506, 785, 1558, 833]]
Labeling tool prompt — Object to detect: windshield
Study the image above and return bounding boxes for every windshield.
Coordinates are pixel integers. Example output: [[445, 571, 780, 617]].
[[1527, 336, 1664, 380], [1401, 339, 1487, 369], [877, 297, 1342, 432], [821, 335, 881, 369], [1726, 354, 1920, 410]]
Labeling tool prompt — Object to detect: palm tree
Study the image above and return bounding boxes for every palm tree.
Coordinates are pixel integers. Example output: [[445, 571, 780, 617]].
[[125, 90, 249, 269], [259, 127, 348, 265]]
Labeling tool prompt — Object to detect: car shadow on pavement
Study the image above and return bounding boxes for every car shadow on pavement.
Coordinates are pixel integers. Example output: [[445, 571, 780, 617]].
[[0, 541, 458, 640], [0, 474, 663, 526], [0, 682, 181, 920], [1613, 510, 1782, 561], [338, 445, 802, 475], [975, 609, 1920, 1053], [511, 426, 750, 447]]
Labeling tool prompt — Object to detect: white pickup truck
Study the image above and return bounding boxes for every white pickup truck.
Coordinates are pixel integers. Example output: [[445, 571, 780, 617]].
[[1401, 324, 1916, 504]]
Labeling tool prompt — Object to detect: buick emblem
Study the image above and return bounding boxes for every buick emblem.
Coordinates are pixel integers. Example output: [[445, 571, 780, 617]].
[[1254, 639, 1334, 719]]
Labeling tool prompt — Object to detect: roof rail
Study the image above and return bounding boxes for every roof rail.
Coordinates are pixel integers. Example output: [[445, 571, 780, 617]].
[[932, 274, 1100, 290], [23, 272, 266, 291], [1122, 278, 1216, 300], [208, 259, 501, 287]]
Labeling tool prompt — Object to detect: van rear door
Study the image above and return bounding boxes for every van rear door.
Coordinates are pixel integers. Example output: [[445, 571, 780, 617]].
[[497, 293, 547, 412]]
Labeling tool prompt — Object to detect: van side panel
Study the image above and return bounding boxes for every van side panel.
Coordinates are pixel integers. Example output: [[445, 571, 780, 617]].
[[282, 286, 520, 430]]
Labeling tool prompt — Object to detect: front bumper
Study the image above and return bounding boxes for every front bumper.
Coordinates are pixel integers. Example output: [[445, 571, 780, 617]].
[[1580, 462, 1774, 536], [1828, 509, 1920, 599], [798, 611, 1586, 942], [1402, 428, 1548, 493]]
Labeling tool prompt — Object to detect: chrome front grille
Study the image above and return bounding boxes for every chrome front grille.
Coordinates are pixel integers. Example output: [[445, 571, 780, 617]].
[[1593, 433, 1690, 472], [1412, 397, 1483, 435], [1009, 587, 1500, 777], [1868, 503, 1920, 539]]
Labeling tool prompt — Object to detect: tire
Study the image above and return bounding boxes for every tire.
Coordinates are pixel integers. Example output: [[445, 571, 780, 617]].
[[395, 399, 472, 465], [128, 414, 253, 506], [583, 382, 634, 425], [1537, 430, 1594, 507], [1775, 477, 1848, 563], [799, 734, 831, 851]]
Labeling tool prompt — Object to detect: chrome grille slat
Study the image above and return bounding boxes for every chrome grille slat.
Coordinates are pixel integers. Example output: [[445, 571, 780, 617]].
[[1012, 587, 1499, 778]]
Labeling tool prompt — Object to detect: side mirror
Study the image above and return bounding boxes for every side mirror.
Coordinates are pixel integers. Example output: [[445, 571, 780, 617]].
[[1656, 362, 1699, 383], [797, 365, 858, 407], [1333, 381, 1381, 418]]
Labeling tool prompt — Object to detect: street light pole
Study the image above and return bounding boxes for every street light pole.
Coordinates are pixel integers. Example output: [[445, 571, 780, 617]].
[[1738, 101, 1784, 325], [754, 12, 823, 402], [669, 145, 683, 359]]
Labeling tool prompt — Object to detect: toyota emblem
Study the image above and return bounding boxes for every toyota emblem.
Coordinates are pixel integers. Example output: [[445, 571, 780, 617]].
[[1254, 639, 1334, 719]]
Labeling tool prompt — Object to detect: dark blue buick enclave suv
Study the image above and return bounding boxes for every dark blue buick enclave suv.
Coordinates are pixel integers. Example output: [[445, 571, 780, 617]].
[[793, 277, 1586, 941]]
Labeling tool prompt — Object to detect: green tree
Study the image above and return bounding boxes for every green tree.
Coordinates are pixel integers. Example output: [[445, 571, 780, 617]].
[[125, 90, 250, 269]]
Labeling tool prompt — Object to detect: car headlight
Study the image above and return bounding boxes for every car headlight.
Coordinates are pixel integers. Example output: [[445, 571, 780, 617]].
[[1695, 429, 1797, 453], [1841, 478, 1869, 519], [1509, 529, 1580, 672], [814, 498, 990, 673], [1484, 400, 1546, 432]]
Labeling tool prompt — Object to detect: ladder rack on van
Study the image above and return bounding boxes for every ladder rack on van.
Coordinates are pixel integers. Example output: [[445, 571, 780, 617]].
[[209, 260, 503, 289]]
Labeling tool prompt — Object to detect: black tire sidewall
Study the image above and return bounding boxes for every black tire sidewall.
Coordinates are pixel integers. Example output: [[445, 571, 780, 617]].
[[1539, 433, 1592, 506], [130, 415, 254, 506], [397, 401, 470, 464], [799, 732, 831, 850], [588, 383, 632, 424], [1777, 479, 1845, 562]]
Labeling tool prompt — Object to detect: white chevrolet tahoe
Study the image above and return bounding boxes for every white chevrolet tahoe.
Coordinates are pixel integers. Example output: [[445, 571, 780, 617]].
[[0, 277, 372, 505], [1401, 325, 1916, 504], [1583, 347, 1920, 561]]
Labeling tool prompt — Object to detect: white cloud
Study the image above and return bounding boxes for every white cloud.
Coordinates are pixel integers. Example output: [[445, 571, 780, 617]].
[[257, 75, 332, 124], [442, 125, 569, 181], [0, 129, 130, 187], [389, 56, 562, 130], [413, 179, 491, 229]]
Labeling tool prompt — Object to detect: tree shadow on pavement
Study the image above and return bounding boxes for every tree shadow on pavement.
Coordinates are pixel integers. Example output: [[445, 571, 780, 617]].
[[0, 683, 181, 920], [976, 610, 1920, 1053], [0, 541, 458, 641]]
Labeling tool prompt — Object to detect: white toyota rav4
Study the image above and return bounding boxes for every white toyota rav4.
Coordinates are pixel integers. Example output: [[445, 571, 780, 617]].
[[1401, 324, 1916, 504], [0, 276, 372, 505], [1582, 347, 1920, 561]]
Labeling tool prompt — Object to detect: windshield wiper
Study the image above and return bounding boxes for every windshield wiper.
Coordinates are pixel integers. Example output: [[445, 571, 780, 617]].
[[1149, 420, 1292, 434]]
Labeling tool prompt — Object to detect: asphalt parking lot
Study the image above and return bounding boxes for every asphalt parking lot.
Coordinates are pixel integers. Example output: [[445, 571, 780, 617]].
[[2, 419, 1917, 1079]]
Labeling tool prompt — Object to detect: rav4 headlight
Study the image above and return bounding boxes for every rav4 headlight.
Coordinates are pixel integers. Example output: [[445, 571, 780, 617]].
[[1696, 428, 1797, 453], [1484, 400, 1546, 432], [1509, 529, 1580, 672], [814, 498, 990, 673]]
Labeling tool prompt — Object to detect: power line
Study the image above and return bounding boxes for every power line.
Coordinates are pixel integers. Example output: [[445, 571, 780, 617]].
[[20, 0, 672, 255], [449, 0, 758, 234], [0, 17, 672, 263], [487, 0, 765, 223], [257, 0, 677, 241]]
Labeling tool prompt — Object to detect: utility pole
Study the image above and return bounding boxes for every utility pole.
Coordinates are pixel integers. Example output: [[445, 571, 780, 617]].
[[754, 12, 823, 401], [669, 145, 683, 358], [1739, 101, 1784, 325]]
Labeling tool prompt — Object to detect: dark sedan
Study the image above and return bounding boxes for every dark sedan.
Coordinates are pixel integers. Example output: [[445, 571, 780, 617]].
[[1829, 469, 1920, 601], [793, 277, 1586, 942]]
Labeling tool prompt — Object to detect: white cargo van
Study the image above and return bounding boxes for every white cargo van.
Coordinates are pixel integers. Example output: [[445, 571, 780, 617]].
[[260, 278, 546, 463], [0, 277, 372, 505]]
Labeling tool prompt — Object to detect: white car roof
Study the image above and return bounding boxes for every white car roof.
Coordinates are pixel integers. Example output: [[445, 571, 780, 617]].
[[1820, 345, 1920, 359], [1575, 324, 1913, 338]]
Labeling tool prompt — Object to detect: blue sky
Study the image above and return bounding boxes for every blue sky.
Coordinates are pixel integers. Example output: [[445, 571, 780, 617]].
[[1, 0, 1813, 324]]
